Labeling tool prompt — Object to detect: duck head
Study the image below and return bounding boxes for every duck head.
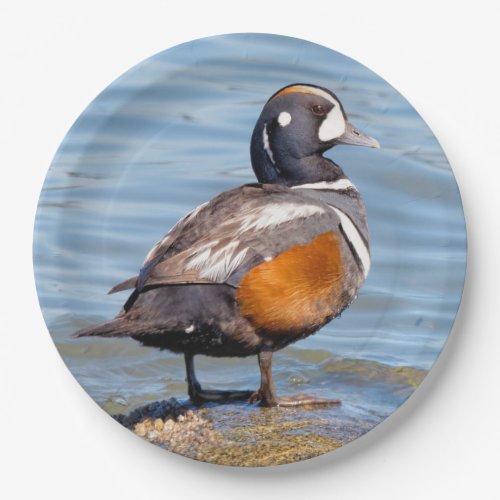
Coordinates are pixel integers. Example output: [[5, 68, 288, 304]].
[[250, 83, 379, 186]]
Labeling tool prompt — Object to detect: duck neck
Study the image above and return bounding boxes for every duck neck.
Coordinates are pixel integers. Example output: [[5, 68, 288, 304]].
[[251, 142, 346, 187], [279, 155, 346, 187]]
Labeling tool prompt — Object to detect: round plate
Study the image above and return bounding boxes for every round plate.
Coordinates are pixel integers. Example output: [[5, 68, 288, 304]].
[[33, 33, 466, 466]]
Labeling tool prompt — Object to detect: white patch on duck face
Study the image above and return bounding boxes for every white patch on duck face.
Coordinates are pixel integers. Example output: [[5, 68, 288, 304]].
[[185, 324, 195, 334], [329, 206, 370, 278], [262, 124, 275, 164], [186, 240, 248, 282], [235, 203, 325, 234], [292, 179, 357, 192], [278, 111, 292, 127], [318, 103, 346, 142]]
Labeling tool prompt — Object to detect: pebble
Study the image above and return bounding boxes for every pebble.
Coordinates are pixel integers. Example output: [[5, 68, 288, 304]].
[[122, 399, 222, 459], [154, 419, 164, 431], [134, 423, 146, 437]]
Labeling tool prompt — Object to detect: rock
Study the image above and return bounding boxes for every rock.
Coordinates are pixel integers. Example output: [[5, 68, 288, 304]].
[[113, 398, 188, 429], [148, 430, 161, 440], [134, 422, 146, 437], [116, 398, 346, 466]]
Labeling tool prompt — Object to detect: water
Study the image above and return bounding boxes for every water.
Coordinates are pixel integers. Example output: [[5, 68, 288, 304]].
[[33, 34, 466, 441]]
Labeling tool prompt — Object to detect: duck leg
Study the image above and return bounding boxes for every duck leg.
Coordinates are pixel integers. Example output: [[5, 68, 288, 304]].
[[184, 353, 254, 403], [248, 349, 341, 407]]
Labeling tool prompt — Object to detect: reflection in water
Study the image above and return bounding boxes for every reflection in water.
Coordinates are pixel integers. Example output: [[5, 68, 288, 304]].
[[33, 34, 465, 446]]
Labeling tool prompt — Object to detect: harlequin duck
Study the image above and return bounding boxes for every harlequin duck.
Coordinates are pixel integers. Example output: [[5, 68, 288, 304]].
[[75, 83, 379, 407]]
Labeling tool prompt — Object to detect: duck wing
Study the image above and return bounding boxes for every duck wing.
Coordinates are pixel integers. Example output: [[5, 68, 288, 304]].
[[109, 183, 340, 294]]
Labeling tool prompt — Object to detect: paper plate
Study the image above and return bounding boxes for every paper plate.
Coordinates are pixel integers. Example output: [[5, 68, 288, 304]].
[[33, 33, 466, 466]]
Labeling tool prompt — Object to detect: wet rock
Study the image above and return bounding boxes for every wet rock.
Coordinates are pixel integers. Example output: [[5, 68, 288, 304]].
[[115, 399, 344, 466], [124, 404, 223, 459], [114, 398, 188, 429], [320, 358, 427, 388]]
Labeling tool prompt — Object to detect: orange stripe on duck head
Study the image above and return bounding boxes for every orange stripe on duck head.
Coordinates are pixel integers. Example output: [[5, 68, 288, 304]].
[[267, 84, 339, 105]]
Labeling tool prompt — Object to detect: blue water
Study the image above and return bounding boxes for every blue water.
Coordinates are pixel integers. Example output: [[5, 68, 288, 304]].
[[33, 34, 466, 424]]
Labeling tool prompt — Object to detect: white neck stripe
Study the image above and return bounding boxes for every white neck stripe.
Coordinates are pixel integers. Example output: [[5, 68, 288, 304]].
[[292, 179, 357, 192], [262, 125, 275, 164], [330, 206, 370, 278]]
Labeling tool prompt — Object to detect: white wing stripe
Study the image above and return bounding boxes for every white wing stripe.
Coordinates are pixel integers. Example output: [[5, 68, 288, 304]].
[[235, 203, 325, 234], [186, 240, 248, 282], [292, 179, 357, 191], [330, 206, 370, 278], [198, 247, 248, 281]]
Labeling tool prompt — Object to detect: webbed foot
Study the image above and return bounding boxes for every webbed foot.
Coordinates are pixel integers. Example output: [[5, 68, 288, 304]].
[[248, 389, 340, 407]]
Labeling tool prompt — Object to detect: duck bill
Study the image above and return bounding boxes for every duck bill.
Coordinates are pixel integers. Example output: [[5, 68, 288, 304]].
[[336, 122, 380, 148]]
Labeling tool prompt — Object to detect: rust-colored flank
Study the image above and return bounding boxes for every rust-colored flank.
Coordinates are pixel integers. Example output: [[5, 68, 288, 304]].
[[236, 231, 344, 336]]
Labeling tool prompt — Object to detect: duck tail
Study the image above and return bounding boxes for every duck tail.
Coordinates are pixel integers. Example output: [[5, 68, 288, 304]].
[[73, 318, 130, 338]]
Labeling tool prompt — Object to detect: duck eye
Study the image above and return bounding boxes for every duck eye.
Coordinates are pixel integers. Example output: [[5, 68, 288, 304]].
[[311, 105, 326, 116]]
